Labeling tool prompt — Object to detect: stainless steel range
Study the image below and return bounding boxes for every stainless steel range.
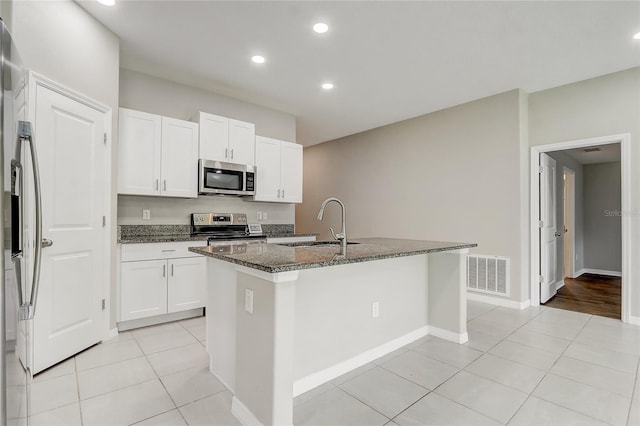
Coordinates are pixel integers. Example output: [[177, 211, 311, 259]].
[[191, 213, 266, 253]]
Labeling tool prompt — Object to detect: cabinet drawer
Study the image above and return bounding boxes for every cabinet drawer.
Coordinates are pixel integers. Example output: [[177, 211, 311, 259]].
[[121, 241, 207, 262]]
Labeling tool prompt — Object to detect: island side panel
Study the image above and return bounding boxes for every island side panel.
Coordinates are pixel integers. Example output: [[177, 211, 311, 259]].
[[233, 271, 296, 426], [292, 255, 429, 394], [206, 259, 238, 392], [427, 249, 469, 343]]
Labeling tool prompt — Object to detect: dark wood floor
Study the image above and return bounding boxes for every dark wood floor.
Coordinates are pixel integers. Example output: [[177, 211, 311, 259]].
[[545, 273, 621, 319]]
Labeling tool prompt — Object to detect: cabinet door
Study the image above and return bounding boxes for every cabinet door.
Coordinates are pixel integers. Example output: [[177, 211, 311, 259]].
[[120, 260, 168, 321], [167, 257, 206, 313], [228, 119, 255, 165], [280, 141, 303, 203], [160, 117, 198, 198], [198, 112, 229, 161], [254, 136, 281, 202], [118, 108, 161, 195]]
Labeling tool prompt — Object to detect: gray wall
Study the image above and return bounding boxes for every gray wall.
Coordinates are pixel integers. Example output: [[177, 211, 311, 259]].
[[117, 69, 297, 226], [119, 68, 296, 142], [546, 151, 584, 279], [583, 162, 622, 272], [297, 90, 528, 303], [529, 67, 639, 318], [9, 0, 121, 329]]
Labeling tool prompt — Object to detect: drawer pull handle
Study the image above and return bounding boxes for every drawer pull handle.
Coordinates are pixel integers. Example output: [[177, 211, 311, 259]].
[[162, 264, 166, 277], [161, 249, 176, 252]]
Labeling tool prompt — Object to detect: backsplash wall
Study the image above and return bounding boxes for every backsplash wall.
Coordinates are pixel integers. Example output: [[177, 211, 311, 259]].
[[118, 195, 295, 225]]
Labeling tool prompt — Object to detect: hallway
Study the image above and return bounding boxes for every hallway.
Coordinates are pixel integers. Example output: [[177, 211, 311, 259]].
[[546, 274, 621, 319]]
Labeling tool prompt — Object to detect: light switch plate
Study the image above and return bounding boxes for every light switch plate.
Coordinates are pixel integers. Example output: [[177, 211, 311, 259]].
[[142, 209, 151, 220]]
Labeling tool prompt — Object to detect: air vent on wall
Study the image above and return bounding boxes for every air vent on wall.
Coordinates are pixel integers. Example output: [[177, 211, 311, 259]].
[[467, 255, 510, 296], [583, 147, 601, 152]]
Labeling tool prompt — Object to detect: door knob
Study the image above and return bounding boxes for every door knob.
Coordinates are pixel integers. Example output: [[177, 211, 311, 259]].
[[554, 232, 561, 237], [42, 239, 53, 248]]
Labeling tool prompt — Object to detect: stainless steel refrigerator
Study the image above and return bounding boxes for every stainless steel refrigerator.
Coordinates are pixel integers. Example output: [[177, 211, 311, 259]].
[[1, 17, 42, 426]]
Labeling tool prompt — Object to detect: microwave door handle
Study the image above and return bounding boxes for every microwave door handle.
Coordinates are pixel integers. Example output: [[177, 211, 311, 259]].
[[18, 121, 43, 320]]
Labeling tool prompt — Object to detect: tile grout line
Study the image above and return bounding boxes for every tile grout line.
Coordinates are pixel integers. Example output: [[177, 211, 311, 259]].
[[624, 353, 640, 426], [391, 310, 541, 425], [71, 356, 84, 426], [503, 312, 625, 426]]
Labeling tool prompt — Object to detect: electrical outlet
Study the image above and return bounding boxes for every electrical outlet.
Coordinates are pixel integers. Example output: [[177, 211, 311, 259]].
[[257, 212, 263, 221], [262, 212, 268, 220], [372, 301, 380, 318], [142, 209, 151, 220], [245, 289, 254, 314]]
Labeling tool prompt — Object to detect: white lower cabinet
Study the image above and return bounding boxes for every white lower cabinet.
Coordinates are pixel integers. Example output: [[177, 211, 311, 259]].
[[167, 257, 206, 313], [119, 242, 206, 322], [120, 259, 168, 321]]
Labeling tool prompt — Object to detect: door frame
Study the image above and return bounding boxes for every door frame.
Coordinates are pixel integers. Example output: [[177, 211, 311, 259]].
[[529, 134, 631, 322], [27, 71, 113, 339], [562, 167, 575, 280]]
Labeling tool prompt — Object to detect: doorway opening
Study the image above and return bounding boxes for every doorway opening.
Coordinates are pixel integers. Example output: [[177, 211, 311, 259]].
[[530, 134, 631, 322]]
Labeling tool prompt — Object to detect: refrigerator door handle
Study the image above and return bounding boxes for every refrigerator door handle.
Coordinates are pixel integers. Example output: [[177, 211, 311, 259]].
[[10, 159, 25, 307], [18, 121, 43, 321]]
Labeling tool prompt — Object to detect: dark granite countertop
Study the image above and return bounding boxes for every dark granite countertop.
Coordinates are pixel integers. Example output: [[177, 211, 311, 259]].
[[188, 238, 477, 273]]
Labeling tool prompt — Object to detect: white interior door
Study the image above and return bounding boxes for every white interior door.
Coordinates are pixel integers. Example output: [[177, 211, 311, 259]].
[[32, 84, 107, 373], [540, 153, 557, 303], [563, 169, 575, 279]]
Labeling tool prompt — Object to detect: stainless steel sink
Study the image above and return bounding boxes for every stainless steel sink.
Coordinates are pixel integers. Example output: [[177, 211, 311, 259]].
[[277, 241, 360, 248]]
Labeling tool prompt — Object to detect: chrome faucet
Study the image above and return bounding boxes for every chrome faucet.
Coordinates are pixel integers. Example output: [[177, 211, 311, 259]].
[[317, 197, 347, 249]]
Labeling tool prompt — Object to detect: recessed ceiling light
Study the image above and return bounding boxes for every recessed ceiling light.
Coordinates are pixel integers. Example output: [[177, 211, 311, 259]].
[[313, 23, 329, 34], [322, 83, 334, 90], [251, 55, 266, 64], [634, 32, 640, 40], [97, 0, 115, 5]]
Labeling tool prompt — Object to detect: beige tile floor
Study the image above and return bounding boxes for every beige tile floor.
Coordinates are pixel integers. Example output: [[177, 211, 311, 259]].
[[24, 302, 640, 426]]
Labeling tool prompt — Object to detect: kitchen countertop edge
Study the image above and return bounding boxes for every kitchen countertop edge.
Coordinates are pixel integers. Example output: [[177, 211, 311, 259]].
[[189, 238, 477, 273], [117, 233, 318, 244]]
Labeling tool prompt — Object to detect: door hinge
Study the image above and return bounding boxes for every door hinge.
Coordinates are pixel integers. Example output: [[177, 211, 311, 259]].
[[101, 299, 106, 310], [538, 220, 544, 228], [102, 216, 106, 227], [103, 133, 107, 144], [539, 275, 544, 283]]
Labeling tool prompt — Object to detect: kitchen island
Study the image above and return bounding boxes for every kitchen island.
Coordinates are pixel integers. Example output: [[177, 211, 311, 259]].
[[189, 238, 476, 426]]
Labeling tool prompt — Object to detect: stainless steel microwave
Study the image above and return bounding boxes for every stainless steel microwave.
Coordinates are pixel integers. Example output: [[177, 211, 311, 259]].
[[198, 159, 256, 196]]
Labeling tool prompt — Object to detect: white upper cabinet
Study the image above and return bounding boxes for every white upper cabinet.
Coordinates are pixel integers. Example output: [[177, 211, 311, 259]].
[[197, 112, 228, 161], [197, 112, 255, 165], [254, 136, 303, 203], [118, 108, 161, 196], [280, 142, 303, 203], [118, 107, 198, 198], [160, 117, 199, 197]]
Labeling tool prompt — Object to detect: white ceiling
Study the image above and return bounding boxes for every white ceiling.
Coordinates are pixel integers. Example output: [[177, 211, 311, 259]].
[[562, 143, 621, 165], [77, 1, 640, 146]]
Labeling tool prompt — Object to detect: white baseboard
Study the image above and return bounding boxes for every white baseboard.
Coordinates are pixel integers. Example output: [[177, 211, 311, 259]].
[[117, 308, 204, 331], [467, 291, 530, 310], [292, 326, 429, 397], [555, 280, 565, 291], [627, 315, 640, 326], [231, 396, 267, 426], [575, 268, 622, 277], [429, 326, 468, 344]]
